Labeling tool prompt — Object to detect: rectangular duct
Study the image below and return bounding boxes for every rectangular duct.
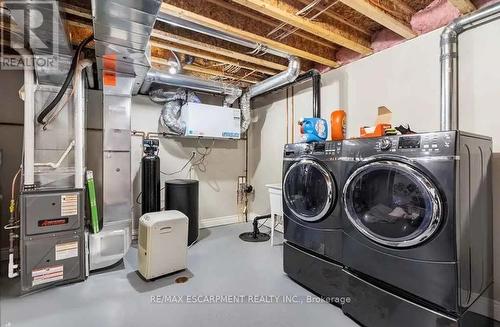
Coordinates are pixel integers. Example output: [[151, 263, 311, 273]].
[[4, 1, 73, 85], [90, 0, 162, 270]]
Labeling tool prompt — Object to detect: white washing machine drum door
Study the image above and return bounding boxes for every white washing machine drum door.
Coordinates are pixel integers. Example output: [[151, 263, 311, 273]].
[[343, 160, 443, 248], [283, 159, 336, 222]]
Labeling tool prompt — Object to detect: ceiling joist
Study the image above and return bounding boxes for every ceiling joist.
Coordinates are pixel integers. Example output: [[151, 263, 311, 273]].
[[63, 19, 265, 84], [152, 57, 259, 84], [294, 0, 373, 38], [151, 30, 285, 73], [150, 39, 278, 76], [205, 0, 338, 50], [339, 0, 416, 39], [60, 4, 279, 76], [447, 0, 476, 14], [161, 3, 340, 67], [228, 0, 372, 55]]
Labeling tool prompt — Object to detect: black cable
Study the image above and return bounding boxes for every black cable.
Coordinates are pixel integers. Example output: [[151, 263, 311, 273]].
[[37, 34, 94, 125], [160, 152, 196, 176], [258, 218, 269, 229], [136, 186, 166, 206]]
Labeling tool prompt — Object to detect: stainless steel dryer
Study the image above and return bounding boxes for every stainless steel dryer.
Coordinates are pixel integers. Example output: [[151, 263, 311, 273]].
[[340, 131, 493, 322], [282, 141, 345, 262]]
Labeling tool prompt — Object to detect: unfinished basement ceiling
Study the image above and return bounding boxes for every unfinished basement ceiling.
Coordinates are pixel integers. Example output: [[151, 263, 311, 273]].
[[28, 0, 500, 86]]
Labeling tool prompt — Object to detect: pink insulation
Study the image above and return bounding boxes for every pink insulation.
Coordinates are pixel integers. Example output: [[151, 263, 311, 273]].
[[313, 64, 332, 74], [410, 0, 460, 35], [335, 48, 363, 65], [473, 0, 500, 8], [371, 29, 405, 52]]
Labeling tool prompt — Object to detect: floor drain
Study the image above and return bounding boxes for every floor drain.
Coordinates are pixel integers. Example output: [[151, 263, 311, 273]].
[[175, 276, 189, 283]]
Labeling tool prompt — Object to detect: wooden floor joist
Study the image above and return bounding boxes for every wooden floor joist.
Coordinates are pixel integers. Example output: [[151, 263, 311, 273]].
[[59, 3, 92, 20], [152, 57, 259, 84], [205, 0, 338, 50], [161, 3, 340, 67], [151, 30, 286, 73], [388, 0, 416, 16], [151, 40, 278, 76], [60, 2, 285, 74], [448, 0, 476, 14], [294, 0, 373, 38], [339, 0, 416, 39], [63, 19, 262, 84], [228, 0, 372, 55], [151, 57, 259, 84]]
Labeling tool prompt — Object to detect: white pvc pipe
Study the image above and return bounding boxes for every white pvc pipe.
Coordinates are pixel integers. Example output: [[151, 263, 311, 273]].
[[23, 62, 35, 186], [34, 140, 75, 169], [74, 59, 92, 188]]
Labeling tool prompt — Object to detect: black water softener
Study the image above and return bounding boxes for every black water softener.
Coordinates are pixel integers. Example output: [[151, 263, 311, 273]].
[[141, 139, 160, 214], [165, 179, 199, 245]]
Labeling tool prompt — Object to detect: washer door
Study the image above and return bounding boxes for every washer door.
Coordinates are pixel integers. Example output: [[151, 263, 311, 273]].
[[283, 159, 335, 222], [343, 160, 442, 248]]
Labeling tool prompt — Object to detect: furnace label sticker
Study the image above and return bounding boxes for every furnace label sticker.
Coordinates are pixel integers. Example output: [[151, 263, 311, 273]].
[[32, 265, 63, 286], [55, 241, 79, 261], [61, 193, 78, 216]]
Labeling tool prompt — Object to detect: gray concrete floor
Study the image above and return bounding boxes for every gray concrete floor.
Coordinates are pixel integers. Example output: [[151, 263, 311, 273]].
[[0, 223, 358, 327]]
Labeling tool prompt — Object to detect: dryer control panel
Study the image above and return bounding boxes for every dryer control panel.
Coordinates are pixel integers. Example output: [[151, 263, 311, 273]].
[[343, 131, 458, 160]]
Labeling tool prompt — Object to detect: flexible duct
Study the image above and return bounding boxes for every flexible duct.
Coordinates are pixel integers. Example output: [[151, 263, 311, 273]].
[[140, 58, 299, 134], [158, 89, 201, 135], [149, 89, 177, 103], [240, 56, 301, 133], [440, 2, 500, 131]]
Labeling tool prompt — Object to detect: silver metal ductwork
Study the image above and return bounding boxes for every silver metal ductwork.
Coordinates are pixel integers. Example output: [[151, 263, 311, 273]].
[[440, 2, 500, 131], [141, 56, 300, 134], [146, 10, 300, 133], [90, 0, 162, 270], [140, 69, 242, 105], [3, 1, 73, 85], [91, 0, 162, 94], [240, 56, 300, 132]]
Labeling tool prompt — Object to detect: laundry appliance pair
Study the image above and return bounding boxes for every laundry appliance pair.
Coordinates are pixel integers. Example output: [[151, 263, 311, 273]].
[[282, 131, 494, 327]]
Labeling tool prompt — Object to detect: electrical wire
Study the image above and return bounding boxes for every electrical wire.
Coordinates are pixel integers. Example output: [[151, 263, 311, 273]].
[[135, 186, 166, 206], [170, 50, 181, 69], [258, 217, 281, 230], [190, 139, 215, 173], [37, 34, 94, 125], [11, 169, 20, 201], [161, 152, 196, 176]]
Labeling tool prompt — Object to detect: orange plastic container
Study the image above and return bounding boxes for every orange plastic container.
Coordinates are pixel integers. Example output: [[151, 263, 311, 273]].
[[330, 110, 346, 141], [360, 123, 392, 138]]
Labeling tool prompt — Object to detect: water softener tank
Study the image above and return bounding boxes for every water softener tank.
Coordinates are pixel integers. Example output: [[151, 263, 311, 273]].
[[141, 139, 160, 215], [165, 179, 199, 245]]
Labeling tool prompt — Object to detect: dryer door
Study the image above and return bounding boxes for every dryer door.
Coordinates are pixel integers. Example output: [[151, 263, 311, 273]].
[[283, 159, 335, 222], [343, 160, 442, 248]]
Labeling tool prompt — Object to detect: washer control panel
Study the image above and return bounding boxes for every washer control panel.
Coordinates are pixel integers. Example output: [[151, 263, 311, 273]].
[[284, 141, 342, 159]]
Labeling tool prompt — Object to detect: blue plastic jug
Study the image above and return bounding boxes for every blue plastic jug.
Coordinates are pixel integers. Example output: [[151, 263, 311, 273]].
[[298, 118, 328, 143]]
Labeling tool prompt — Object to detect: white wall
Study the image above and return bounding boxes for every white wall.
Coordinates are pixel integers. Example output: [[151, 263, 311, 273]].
[[250, 21, 500, 300], [130, 95, 246, 230]]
